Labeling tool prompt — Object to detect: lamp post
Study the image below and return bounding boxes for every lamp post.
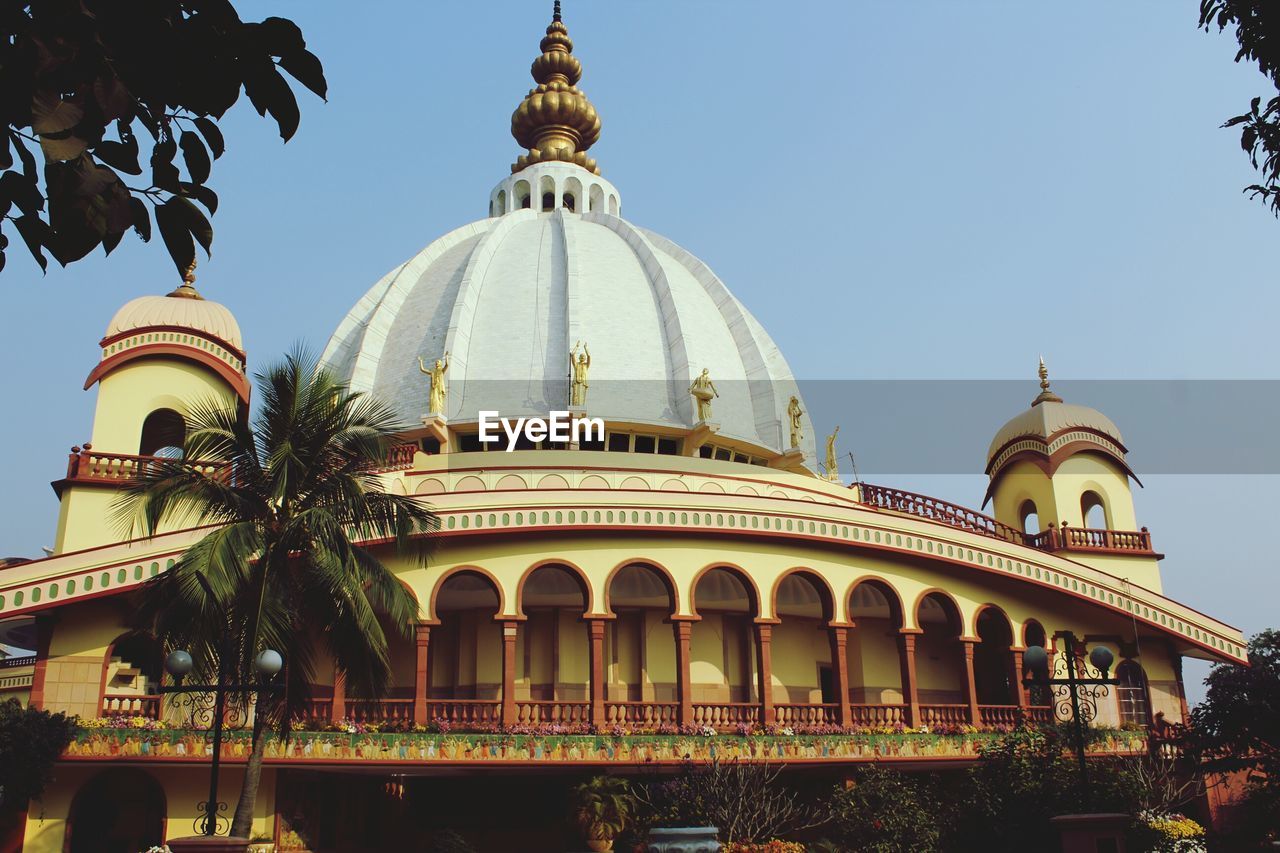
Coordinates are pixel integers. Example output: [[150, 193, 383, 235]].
[[1022, 632, 1119, 797], [161, 645, 283, 836]]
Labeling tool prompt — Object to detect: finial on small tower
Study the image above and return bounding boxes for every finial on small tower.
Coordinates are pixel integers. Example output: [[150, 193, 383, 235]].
[[553, 1, 562, 23], [1032, 356, 1062, 406], [166, 257, 205, 300]]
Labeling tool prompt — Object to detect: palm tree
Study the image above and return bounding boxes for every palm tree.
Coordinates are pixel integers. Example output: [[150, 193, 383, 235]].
[[117, 348, 436, 839]]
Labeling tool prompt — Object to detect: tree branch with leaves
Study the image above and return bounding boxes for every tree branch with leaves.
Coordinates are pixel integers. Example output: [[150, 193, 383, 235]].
[[0, 0, 326, 275]]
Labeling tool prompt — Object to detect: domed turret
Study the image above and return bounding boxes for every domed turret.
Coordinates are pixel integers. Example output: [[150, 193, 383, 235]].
[[54, 262, 250, 553], [984, 359, 1142, 539]]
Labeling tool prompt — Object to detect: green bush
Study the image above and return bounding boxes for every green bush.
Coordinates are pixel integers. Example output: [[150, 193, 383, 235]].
[[0, 698, 77, 810], [826, 765, 941, 853]]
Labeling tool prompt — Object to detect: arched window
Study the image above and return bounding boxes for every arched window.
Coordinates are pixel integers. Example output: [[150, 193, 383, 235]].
[[1019, 500, 1040, 535], [1081, 491, 1107, 529], [1116, 660, 1151, 727], [542, 192, 555, 211], [496, 189, 507, 215], [139, 409, 185, 458], [562, 193, 576, 212]]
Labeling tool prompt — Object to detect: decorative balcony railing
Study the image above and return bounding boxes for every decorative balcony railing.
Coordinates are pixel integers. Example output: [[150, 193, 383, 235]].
[[692, 702, 760, 730], [920, 704, 970, 727], [65, 446, 225, 485], [1026, 524, 1155, 555], [858, 483, 1025, 543], [774, 703, 840, 727], [857, 482, 1156, 556], [604, 701, 678, 728], [848, 703, 908, 727], [373, 443, 418, 473], [514, 700, 591, 726], [425, 699, 501, 728], [64, 441, 418, 486], [345, 699, 413, 725], [978, 705, 1022, 728], [102, 693, 162, 718], [0, 655, 36, 668]]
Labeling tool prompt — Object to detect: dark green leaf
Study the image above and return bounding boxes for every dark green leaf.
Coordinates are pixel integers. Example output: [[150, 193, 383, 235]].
[[180, 131, 211, 184], [155, 197, 195, 276], [151, 138, 181, 193], [129, 197, 152, 242], [13, 215, 49, 272], [181, 182, 219, 215], [278, 49, 327, 100], [0, 171, 44, 216], [95, 140, 142, 175], [194, 117, 225, 159], [244, 64, 300, 141], [11, 133, 36, 179], [175, 196, 214, 253]]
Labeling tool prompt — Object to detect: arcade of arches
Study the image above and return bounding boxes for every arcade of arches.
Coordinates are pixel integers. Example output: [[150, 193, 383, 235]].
[[288, 562, 1163, 733]]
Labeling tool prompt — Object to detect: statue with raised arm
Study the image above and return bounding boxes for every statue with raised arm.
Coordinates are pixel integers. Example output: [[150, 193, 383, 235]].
[[570, 340, 591, 407], [787, 396, 804, 449], [418, 352, 450, 415], [689, 368, 719, 423], [824, 425, 840, 481]]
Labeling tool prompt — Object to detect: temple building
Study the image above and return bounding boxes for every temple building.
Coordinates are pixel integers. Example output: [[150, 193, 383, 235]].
[[0, 5, 1246, 852]]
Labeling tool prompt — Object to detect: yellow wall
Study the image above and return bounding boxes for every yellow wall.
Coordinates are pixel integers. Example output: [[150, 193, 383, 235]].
[[22, 764, 276, 852], [54, 357, 241, 554]]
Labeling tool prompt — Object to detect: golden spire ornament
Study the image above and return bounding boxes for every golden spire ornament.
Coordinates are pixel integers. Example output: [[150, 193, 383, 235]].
[[1032, 355, 1063, 406], [510, 1, 602, 174], [166, 257, 204, 300]]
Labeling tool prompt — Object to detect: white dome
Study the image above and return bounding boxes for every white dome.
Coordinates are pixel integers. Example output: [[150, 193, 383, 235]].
[[322, 166, 813, 460], [105, 292, 243, 352]]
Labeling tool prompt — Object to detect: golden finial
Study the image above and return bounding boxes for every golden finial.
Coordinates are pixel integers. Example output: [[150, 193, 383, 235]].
[[1032, 356, 1062, 406], [510, 2, 602, 175], [166, 257, 205, 300]]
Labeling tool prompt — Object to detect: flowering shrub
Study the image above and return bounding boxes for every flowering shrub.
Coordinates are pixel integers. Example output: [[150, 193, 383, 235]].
[[81, 715, 167, 731], [1135, 811, 1207, 853], [141, 846, 173, 853], [722, 841, 804, 853]]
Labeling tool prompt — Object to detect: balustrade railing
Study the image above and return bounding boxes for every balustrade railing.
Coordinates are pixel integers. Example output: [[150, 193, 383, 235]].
[[691, 702, 759, 730], [858, 483, 1025, 543], [345, 699, 413, 725], [1024, 706, 1053, 725], [102, 693, 162, 719], [978, 705, 1021, 727], [425, 699, 501, 728], [374, 443, 418, 473], [849, 703, 908, 727], [0, 672, 33, 690], [0, 655, 36, 669], [773, 703, 839, 727], [299, 698, 333, 724], [858, 483, 1156, 555], [603, 701, 678, 728], [920, 704, 970, 727], [514, 700, 591, 726], [65, 445, 226, 485]]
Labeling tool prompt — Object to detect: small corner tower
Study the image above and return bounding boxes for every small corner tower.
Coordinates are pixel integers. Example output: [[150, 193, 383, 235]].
[[52, 262, 249, 553], [985, 359, 1143, 542]]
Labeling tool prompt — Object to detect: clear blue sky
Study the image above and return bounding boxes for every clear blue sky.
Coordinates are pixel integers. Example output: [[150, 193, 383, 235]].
[[1, 1, 1275, 700]]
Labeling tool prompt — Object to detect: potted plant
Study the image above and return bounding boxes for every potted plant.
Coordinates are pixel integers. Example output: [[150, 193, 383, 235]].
[[572, 775, 635, 852]]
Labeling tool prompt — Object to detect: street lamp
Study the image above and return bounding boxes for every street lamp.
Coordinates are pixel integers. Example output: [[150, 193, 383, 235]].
[[1022, 632, 1119, 798], [161, 644, 283, 836]]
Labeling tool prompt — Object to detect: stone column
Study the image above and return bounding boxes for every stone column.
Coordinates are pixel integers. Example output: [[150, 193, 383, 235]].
[[828, 625, 852, 727], [501, 620, 519, 728], [962, 639, 980, 726], [588, 618, 607, 728], [413, 624, 431, 725], [1012, 648, 1029, 710], [755, 623, 774, 727], [673, 620, 693, 727], [897, 630, 920, 728], [331, 664, 346, 722]]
